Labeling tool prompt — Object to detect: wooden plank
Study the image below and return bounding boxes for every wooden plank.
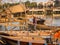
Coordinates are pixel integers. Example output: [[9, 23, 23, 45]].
[[20, 41, 29, 45], [48, 44, 58, 45], [32, 43, 44, 45]]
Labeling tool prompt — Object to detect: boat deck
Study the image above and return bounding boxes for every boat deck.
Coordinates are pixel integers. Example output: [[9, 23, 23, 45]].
[[0, 31, 60, 45]]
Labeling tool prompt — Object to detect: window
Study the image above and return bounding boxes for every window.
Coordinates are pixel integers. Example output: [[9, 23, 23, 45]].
[[38, 5, 43, 9], [21, 12, 25, 17], [1, 15, 6, 18], [54, 11, 60, 14], [46, 10, 53, 15], [36, 11, 44, 15], [13, 13, 17, 17], [27, 11, 32, 15], [13, 12, 21, 17], [33, 11, 37, 14]]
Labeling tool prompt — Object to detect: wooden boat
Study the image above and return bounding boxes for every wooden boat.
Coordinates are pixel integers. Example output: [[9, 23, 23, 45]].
[[0, 30, 59, 45], [36, 24, 57, 30], [1, 37, 58, 45]]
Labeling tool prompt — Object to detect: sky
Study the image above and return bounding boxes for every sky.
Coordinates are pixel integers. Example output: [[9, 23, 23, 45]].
[[1, 0, 49, 3], [21, 0, 48, 2]]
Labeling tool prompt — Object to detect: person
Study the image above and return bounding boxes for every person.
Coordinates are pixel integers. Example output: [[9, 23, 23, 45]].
[[33, 16, 36, 24], [33, 16, 36, 30], [53, 30, 60, 43]]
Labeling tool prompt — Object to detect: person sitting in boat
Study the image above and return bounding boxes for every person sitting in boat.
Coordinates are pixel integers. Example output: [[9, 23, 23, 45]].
[[53, 30, 60, 43]]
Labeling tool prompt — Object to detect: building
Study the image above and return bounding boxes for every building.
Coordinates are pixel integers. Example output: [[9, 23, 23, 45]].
[[53, 7, 60, 18], [0, 4, 27, 31], [5, 4, 26, 22]]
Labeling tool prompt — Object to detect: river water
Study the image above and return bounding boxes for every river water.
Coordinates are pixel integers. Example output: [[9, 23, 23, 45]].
[[1, 17, 60, 31], [45, 17, 60, 26]]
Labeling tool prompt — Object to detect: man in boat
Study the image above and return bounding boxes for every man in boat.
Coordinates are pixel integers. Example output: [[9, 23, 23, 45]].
[[33, 16, 37, 30], [28, 16, 46, 31], [53, 30, 60, 43], [28, 16, 37, 31], [33, 16, 45, 30]]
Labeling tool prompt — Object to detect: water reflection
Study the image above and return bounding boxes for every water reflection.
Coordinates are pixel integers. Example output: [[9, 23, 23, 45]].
[[45, 17, 60, 26], [0, 17, 60, 31]]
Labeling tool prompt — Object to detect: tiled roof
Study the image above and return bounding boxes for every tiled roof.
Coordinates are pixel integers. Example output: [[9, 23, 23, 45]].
[[6, 4, 26, 13]]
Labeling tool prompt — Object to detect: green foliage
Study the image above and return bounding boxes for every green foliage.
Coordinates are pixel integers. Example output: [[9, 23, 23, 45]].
[[30, 2, 37, 8], [25, 1, 31, 8], [25, 1, 37, 8], [37, 3, 43, 9], [0, 3, 20, 12], [1, 3, 19, 9]]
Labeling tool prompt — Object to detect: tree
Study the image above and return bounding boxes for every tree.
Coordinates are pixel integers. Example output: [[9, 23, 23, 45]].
[[38, 3, 43, 9], [25, 1, 31, 8], [30, 2, 37, 8], [25, 1, 37, 8]]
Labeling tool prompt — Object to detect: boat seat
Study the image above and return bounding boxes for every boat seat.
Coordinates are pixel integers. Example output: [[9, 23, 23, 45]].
[[0, 32, 10, 36]]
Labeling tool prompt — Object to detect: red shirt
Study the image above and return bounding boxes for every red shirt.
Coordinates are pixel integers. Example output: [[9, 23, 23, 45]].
[[54, 32, 60, 39]]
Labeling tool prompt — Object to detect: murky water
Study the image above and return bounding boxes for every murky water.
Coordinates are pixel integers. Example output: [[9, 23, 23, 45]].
[[45, 17, 60, 26], [1, 17, 60, 31]]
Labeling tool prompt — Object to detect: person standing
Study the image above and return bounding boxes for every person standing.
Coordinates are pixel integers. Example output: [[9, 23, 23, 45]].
[[33, 16, 37, 30]]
